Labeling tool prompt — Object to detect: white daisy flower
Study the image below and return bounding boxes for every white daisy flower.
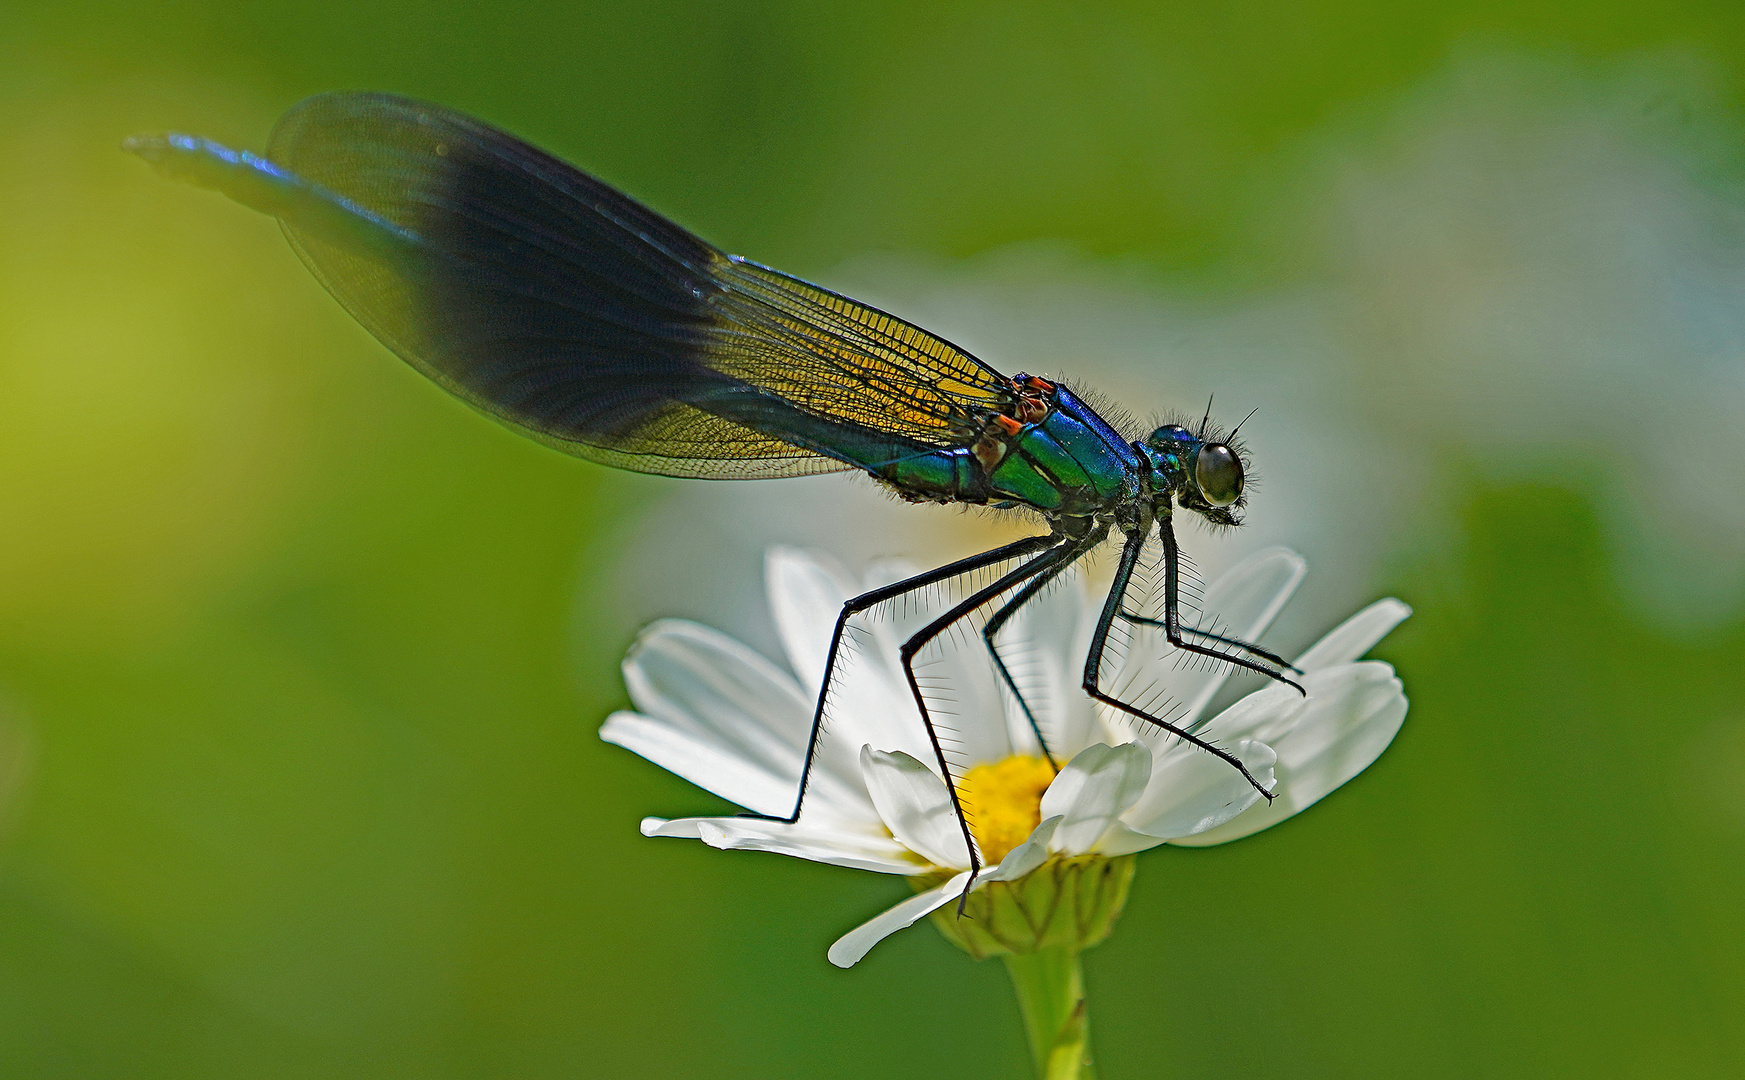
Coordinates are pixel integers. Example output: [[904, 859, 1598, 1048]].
[[602, 544, 1409, 968]]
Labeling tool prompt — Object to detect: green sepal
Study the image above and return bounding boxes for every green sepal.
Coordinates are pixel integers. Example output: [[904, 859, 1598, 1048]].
[[914, 854, 1136, 961]]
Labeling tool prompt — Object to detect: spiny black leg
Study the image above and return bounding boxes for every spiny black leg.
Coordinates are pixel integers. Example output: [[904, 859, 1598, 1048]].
[[896, 543, 1080, 913], [740, 532, 1056, 828], [1156, 519, 1306, 695], [1082, 528, 1277, 802], [1118, 613, 1302, 674], [981, 527, 1110, 775]]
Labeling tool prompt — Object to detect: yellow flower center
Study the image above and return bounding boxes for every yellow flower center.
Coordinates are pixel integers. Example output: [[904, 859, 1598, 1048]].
[[957, 754, 1055, 864]]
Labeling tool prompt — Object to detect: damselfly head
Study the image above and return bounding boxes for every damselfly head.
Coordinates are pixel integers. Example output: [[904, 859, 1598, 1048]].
[[1141, 423, 1247, 524]]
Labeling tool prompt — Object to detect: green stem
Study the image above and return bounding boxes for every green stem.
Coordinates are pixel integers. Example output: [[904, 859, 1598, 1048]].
[[1002, 945, 1094, 1080]]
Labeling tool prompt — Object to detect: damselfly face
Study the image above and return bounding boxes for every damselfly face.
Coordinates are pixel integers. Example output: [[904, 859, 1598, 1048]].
[[1141, 424, 1247, 526]]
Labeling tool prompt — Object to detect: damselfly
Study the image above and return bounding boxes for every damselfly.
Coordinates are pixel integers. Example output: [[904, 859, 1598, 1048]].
[[127, 93, 1303, 894]]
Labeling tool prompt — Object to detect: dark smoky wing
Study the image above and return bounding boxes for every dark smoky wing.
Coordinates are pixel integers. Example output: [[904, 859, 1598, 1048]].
[[264, 92, 1012, 478]]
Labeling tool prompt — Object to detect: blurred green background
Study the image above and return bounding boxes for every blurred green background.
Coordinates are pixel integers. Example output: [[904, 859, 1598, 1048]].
[[4, 1, 1745, 1076]]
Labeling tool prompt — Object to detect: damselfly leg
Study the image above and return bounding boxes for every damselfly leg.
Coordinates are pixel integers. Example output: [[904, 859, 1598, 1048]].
[[750, 519, 1296, 912], [979, 525, 1112, 776], [1118, 610, 1302, 675], [1130, 519, 1307, 694], [1081, 527, 1281, 801], [894, 538, 1092, 909], [743, 532, 1056, 828]]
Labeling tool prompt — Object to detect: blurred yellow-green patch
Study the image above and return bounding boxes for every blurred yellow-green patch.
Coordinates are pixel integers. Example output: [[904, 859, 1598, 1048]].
[[4, 0, 1745, 1077]]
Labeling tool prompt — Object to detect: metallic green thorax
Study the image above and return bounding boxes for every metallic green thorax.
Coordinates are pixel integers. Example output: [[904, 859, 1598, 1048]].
[[868, 383, 1147, 519]]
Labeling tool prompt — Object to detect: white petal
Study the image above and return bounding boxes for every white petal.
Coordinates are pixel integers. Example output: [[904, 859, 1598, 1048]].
[[1176, 547, 1308, 726], [621, 621, 808, 745], [1102, 547, 1306, 746], [1090, 821, 1171, 856], [1172, 662, 1407, 846], [765, 548, 948, 804], [860, 747, 972, 870], [1125, 738, 1275, 839], [1039, 742, 1154, 854], [996, 572, 1100, 759], [611, 620, 871, 823], [758, 555, 948, 771], [1180, 679, 1302, 747], [694, 820, 921, 879], [1163, 600, 1410, 754], [765, 546, 856, 697], [611, 620, 827, 813], [602, 711, 800, 821], [641, 816, 918, 873], [860, 558, 1013, 767], [1194, 658, 1393, 751], [827, 871, 972, 968], [985, 816, 1062, 881], [1294, 598, 1412, 671]]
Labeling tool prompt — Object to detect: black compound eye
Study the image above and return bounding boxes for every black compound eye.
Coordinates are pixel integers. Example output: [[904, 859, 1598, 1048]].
[[1194, 443, 1243, 506]]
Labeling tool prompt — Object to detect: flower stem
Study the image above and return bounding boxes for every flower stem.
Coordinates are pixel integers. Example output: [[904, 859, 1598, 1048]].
[[1002, 945, 1094, 1080]]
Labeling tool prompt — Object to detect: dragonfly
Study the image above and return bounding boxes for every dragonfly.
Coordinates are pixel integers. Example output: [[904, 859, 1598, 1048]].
[[127, 93, 1303, 894]]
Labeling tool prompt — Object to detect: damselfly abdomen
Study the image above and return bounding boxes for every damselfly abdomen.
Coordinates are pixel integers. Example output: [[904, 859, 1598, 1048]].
[[127, 93, 1303, 894]]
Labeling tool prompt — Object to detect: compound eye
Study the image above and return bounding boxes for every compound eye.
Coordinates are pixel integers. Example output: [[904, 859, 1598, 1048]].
[[1194, 443, 1243, 506]]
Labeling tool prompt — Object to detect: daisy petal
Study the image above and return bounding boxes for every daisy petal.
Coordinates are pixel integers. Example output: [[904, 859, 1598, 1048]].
[[1180, 547, 1307, 719], [999, 573, 1099, 759], [766, 547, 856, 697], [1294, 598, 1412, 671], [1120, 547, 1306, 734], [603, 710, 800, 820], [1097, 549, 1304, 750], [1172, 662, 1407, 846], [641, 816, 917, 873], [828, 871, 972, 968], [610, 619, 840, 814], [860, 748, 972, 870], [621, 621, 809, 746], [1128, 738, 1276, 839], [696, 820, 922, 874], [1180, 680, 1301, 747], [861, 558, 1014, 767], [1090, 821, 1170, 856], [1039, 742, 1154, 855], [985, 816, 1062, 882]]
